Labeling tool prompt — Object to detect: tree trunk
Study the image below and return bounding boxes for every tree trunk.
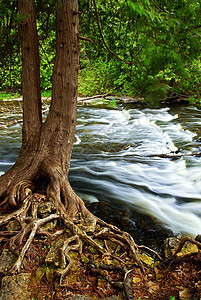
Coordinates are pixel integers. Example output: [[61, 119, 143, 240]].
[[0, 0, 83, 216]]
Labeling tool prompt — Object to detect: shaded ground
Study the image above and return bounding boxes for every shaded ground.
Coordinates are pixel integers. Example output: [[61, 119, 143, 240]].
[[0, 229, 200, 300]]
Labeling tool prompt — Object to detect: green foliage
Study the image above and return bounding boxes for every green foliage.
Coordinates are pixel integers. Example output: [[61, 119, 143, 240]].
[[79, 0, 201, 103], [107, 99, 117, 108], [41, 90, 51, 98], [0, 91, 20, 101], [0, 0, 200, 105], [145, 82, 170, 106]]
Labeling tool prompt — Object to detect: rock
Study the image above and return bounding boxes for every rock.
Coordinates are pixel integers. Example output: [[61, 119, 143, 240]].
[[139, 253, 154, 267], [164, 237, 199, 258], [195, 234, 201, 243], [0, 273, 32, 300], [179, 288, 194, 299], [0, 249, 17, 275], [77, 214, 96, 233], [164, 237, 181, 258], [42, 219, 57, 231]]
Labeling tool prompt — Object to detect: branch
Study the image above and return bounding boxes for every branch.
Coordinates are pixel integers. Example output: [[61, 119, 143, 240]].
[[147, 152, 201, 158], [78, 93, 109, 101], [92, 0, 132, 65], [173, 236, 201, 258], [150, 0, 175, 15], [78, 35, 93, 43]]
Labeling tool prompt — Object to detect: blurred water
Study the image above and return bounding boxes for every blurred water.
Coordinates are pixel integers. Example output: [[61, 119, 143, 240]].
[[1, 103, 201, 242]]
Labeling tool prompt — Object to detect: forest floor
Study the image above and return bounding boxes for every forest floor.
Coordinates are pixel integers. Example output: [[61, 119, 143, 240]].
[[0, 231, 200, 300], [23, 245, 201, 300], [26, 245, 201, 300]]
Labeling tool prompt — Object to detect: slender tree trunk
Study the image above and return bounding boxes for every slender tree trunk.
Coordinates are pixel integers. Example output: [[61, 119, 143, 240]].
[[0, 0, 81, 213], [0, 0, 43, 202], [42, 0, 79, 174], [18, 0, 42, 151]]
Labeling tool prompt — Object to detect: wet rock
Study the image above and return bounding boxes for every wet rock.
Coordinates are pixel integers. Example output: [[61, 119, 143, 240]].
[[0, 273, 32, 300], [195, 234, 201, 243], [164, 237, 180, 258], [0, 249, 17, 275]]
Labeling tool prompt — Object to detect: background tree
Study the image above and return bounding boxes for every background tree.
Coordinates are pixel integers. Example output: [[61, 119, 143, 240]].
[[79, 0, 201, 103], [0, 0, 200, 104]]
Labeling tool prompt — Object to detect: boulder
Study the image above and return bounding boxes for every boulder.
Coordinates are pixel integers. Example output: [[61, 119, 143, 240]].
[[0, 273, 32, 300]]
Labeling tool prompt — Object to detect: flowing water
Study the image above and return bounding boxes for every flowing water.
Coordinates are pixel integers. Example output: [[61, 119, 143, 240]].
[[1, 102, 201, 249]]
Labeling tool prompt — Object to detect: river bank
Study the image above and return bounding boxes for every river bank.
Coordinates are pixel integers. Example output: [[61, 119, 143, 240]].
[[0, 96, 201, 299], [1, 97, 201, 241], [0, 219, 200, 300]]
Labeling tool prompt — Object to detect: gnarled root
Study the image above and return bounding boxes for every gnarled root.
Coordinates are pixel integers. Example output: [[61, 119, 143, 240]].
[[56, 235, 82, 285], [173, 236, 201, 258], [0, 178, 144, 298], [88, 261, 134, 300]]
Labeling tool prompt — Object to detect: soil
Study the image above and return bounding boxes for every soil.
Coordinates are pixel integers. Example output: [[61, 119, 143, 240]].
[[1, 234, 200, 300]]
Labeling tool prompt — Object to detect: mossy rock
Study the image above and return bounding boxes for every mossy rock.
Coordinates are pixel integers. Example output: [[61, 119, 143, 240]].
[[164, 237, 199, 258], [139, 253, 154, 267], [0, 249, 17, 275]]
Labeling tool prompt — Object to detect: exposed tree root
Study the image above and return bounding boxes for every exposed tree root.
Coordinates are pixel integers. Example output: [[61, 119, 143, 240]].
[[173, 236, 201, 258], [56, 235, 82, 285], [10, 213, 59, 274], [88, 260, 134, 300], [0, 178, 147, 299]]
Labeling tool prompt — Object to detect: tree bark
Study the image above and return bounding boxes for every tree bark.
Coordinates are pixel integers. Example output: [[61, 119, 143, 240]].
[[18, 0, 42, 151], [0, 0, 80, 212]]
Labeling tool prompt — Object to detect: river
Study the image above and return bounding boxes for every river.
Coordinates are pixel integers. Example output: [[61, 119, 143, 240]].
[[1, 102, 201, 250]]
